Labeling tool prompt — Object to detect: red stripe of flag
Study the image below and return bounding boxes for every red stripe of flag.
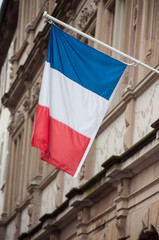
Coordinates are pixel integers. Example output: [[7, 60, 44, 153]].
[[32, 104, 90, 176]]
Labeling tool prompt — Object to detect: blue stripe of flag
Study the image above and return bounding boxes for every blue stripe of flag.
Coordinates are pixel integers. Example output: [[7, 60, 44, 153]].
[[46, 24, 127, 100]]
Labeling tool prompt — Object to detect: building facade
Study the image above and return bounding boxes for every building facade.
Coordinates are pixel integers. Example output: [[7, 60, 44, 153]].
[[0, 0, 159, 239]]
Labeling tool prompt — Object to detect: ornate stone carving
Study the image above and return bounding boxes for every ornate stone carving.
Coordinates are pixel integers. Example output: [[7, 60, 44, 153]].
[[144, 48, 152, 64], [96, 218, 105, 228], [117, 178, 130, 197], [116, 218, 126, 239], [9, 64, 14, 85], [115, 179, 130, 239], [78, 164, 85, 180], [31, 81, 41, 105], [78, 8, 90, 29], [76, 0, 99, 30], [77, 210, 84, 222], [8, 117, 15, 135], [16, 110, 24, 126], [27, 186, 41, 229], [8, 110, 24, 134], [77, 208, 89, 224], [66, 9, 75, 19], [23, 90, 31, 112], [28, 196, 33, 228], [117, 181, 124, 196]]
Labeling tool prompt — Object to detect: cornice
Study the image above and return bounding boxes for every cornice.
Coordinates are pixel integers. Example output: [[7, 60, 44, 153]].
[[102, 128, 156, 170], [9, 116, 159, 239]]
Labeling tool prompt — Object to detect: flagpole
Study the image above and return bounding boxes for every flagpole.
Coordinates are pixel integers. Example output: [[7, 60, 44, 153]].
[[43, 11, 159, 75]]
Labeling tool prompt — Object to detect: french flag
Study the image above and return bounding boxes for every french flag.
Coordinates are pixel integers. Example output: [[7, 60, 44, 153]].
[[31, 24, 127, 177]]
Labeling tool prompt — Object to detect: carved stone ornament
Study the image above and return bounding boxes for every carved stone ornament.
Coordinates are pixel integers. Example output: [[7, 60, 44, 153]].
[[117, 181, 124, 196], [15, 110, 24, 127], [31, 81, 41, 106], [8, 120, 15, 135], [66, 9, 75, 19], [8, 110, 24, 133], [76, 0, 99, 30], [77, 208, 90, 224], [28, 196, 34, 228], [8, 114, 15, 135], [9, 64, 14, 84], [77, 210, 84, 222], [116, 218, 126, 239], [23, 90, 31, 112], [144, 48, 152, 64], [78, 163, 85, 180]]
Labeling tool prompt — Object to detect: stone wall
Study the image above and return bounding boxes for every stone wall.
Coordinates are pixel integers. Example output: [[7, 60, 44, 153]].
[[0, 0, 159, 239]]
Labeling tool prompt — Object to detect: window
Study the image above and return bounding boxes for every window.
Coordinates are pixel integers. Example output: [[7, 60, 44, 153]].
[[139, 226, 159, 240], [9, 128, 24, 212]]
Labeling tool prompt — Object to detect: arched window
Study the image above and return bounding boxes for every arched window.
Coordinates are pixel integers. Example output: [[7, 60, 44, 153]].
[[139, 226, 159, 240]]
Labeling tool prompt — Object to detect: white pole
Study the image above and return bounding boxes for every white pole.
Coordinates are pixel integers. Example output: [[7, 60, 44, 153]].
[[43, 11, 159, 75]]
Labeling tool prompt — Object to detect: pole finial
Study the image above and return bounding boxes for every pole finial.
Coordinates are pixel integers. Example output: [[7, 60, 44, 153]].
[[43, 11, 48, 19]]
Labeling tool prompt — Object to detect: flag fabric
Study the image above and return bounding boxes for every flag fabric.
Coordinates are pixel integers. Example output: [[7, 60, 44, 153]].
[[31, 23, 127, 177]]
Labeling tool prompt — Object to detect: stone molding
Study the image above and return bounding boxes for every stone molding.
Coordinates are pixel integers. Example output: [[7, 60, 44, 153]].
[[5, 119, 159, 239]]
